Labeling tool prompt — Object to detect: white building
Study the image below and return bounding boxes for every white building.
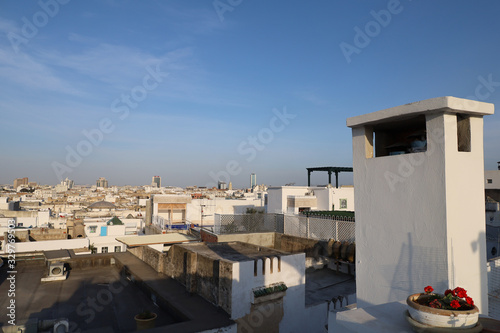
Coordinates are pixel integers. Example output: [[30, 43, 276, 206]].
[[84, 217, 132, 254], [0, 197, 9, 210], [54, 177, 74, 192], [267, 185, 354, 214], [0, 210, 51, 229], [150, 194, 267, 228], [486, 167, 500, 190], [171, 242, 328, 332]]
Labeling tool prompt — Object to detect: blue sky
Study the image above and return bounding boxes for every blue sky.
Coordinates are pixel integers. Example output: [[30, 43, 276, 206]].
[[0, 0, 499, 188]]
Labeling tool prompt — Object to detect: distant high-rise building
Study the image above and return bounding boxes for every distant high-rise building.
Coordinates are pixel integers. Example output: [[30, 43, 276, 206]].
[[250, 173, 257, 189], [13, 177, 28, 188], [62, 178, 74, 189], [96, 177, 108, 188], [152, 176, 161, 188], [228, 182, 233, 190], [218, 181, 227, 190]]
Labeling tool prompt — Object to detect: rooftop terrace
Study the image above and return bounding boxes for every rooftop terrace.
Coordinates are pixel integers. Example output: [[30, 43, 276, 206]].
[[177, 241, 288, 262], [0, 252, 234, 332]]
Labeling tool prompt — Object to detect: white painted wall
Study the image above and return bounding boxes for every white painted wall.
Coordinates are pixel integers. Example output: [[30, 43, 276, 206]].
[[267, 187, 315, 214], [87, 235, 126, 253], [9, 238, 88, 254], [267, 186, 355, 214], [38, 210, 50, 226], [486, 170, 500, 189], [332, 187, 355, 211], [303, 303, 329, 333], [14, 217, 37, 228], [349, 97, 492, 312], [444, 114, 488, 312], [147, 243, 163, 252], [84, 222, 126, 237], [0, 197, 8, 210], [187, 197, 265, 225], [230, 253, 307, 332]]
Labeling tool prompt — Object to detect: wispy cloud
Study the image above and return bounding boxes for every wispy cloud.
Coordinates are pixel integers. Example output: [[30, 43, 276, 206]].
[[0, 48, 83, 96]]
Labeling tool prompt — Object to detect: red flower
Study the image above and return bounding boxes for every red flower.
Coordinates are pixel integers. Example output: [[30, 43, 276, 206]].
[[429, 299, 442, 308], [466, 297, 474, 307], [424, 286, 434, 293], [444, 289, 453, 296], [450, 300, 461, 309], [454, 287, 467, 298]]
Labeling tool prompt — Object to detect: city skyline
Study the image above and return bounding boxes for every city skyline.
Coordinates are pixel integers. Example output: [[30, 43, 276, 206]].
[[1, 1, 500, 188]]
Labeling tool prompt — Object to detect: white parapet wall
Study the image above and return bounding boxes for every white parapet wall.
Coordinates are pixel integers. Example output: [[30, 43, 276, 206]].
[[9, 238, 89, 254], [231, 253, 308, 332]]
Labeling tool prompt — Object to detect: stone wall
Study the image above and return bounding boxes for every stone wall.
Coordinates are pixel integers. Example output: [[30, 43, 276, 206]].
[[126, 244, 234, 315], [29, 228, 67, 241], [205, 231, 321, 258], [274, 233, 318, 257]]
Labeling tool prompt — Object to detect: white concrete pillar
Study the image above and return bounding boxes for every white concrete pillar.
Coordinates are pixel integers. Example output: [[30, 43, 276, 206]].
[[347, 97, 493, 312]]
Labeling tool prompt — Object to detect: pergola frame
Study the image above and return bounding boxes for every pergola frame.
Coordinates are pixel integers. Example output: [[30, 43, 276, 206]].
[[306, 166, 353, 188]]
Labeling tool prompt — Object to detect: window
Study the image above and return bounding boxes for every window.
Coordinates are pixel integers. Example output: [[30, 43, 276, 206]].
[[18, 223, 23, 227], [114, 246, 121, 253], [488, 179, 493, 184], [89, 226, 97, 234], [101, 247, 108, 253], [370, 115, 427, 158], [491, 217, 495, 222], [339, 199, 348, 209], [492, 247, 497, 257], [457, 114, 471, 152]]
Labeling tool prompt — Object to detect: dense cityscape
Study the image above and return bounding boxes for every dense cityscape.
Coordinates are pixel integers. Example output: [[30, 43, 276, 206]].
[[2, 1, 500, 332]]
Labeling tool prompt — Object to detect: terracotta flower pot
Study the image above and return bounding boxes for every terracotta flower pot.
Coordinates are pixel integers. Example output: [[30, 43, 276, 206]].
[[134, 312, 157, 331], [407, 293, 479, 329]]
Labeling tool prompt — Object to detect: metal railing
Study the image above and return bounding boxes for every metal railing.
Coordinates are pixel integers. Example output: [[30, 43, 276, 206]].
[[214, 213, 283, 235], [152, 215, 196, 231], [214, 213, 355, 242], [488, 257, 500, 319]]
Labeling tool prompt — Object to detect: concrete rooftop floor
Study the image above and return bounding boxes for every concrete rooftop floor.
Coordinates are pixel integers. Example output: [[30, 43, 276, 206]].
[[0, 263, 178, 332], [305, 268, 356, 306], [0, 252, 234, 333]]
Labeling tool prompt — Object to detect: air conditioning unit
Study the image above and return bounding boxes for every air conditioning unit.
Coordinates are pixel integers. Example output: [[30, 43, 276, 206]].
[[53, 319, 69, 332], [48, 262, 65, 277]]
